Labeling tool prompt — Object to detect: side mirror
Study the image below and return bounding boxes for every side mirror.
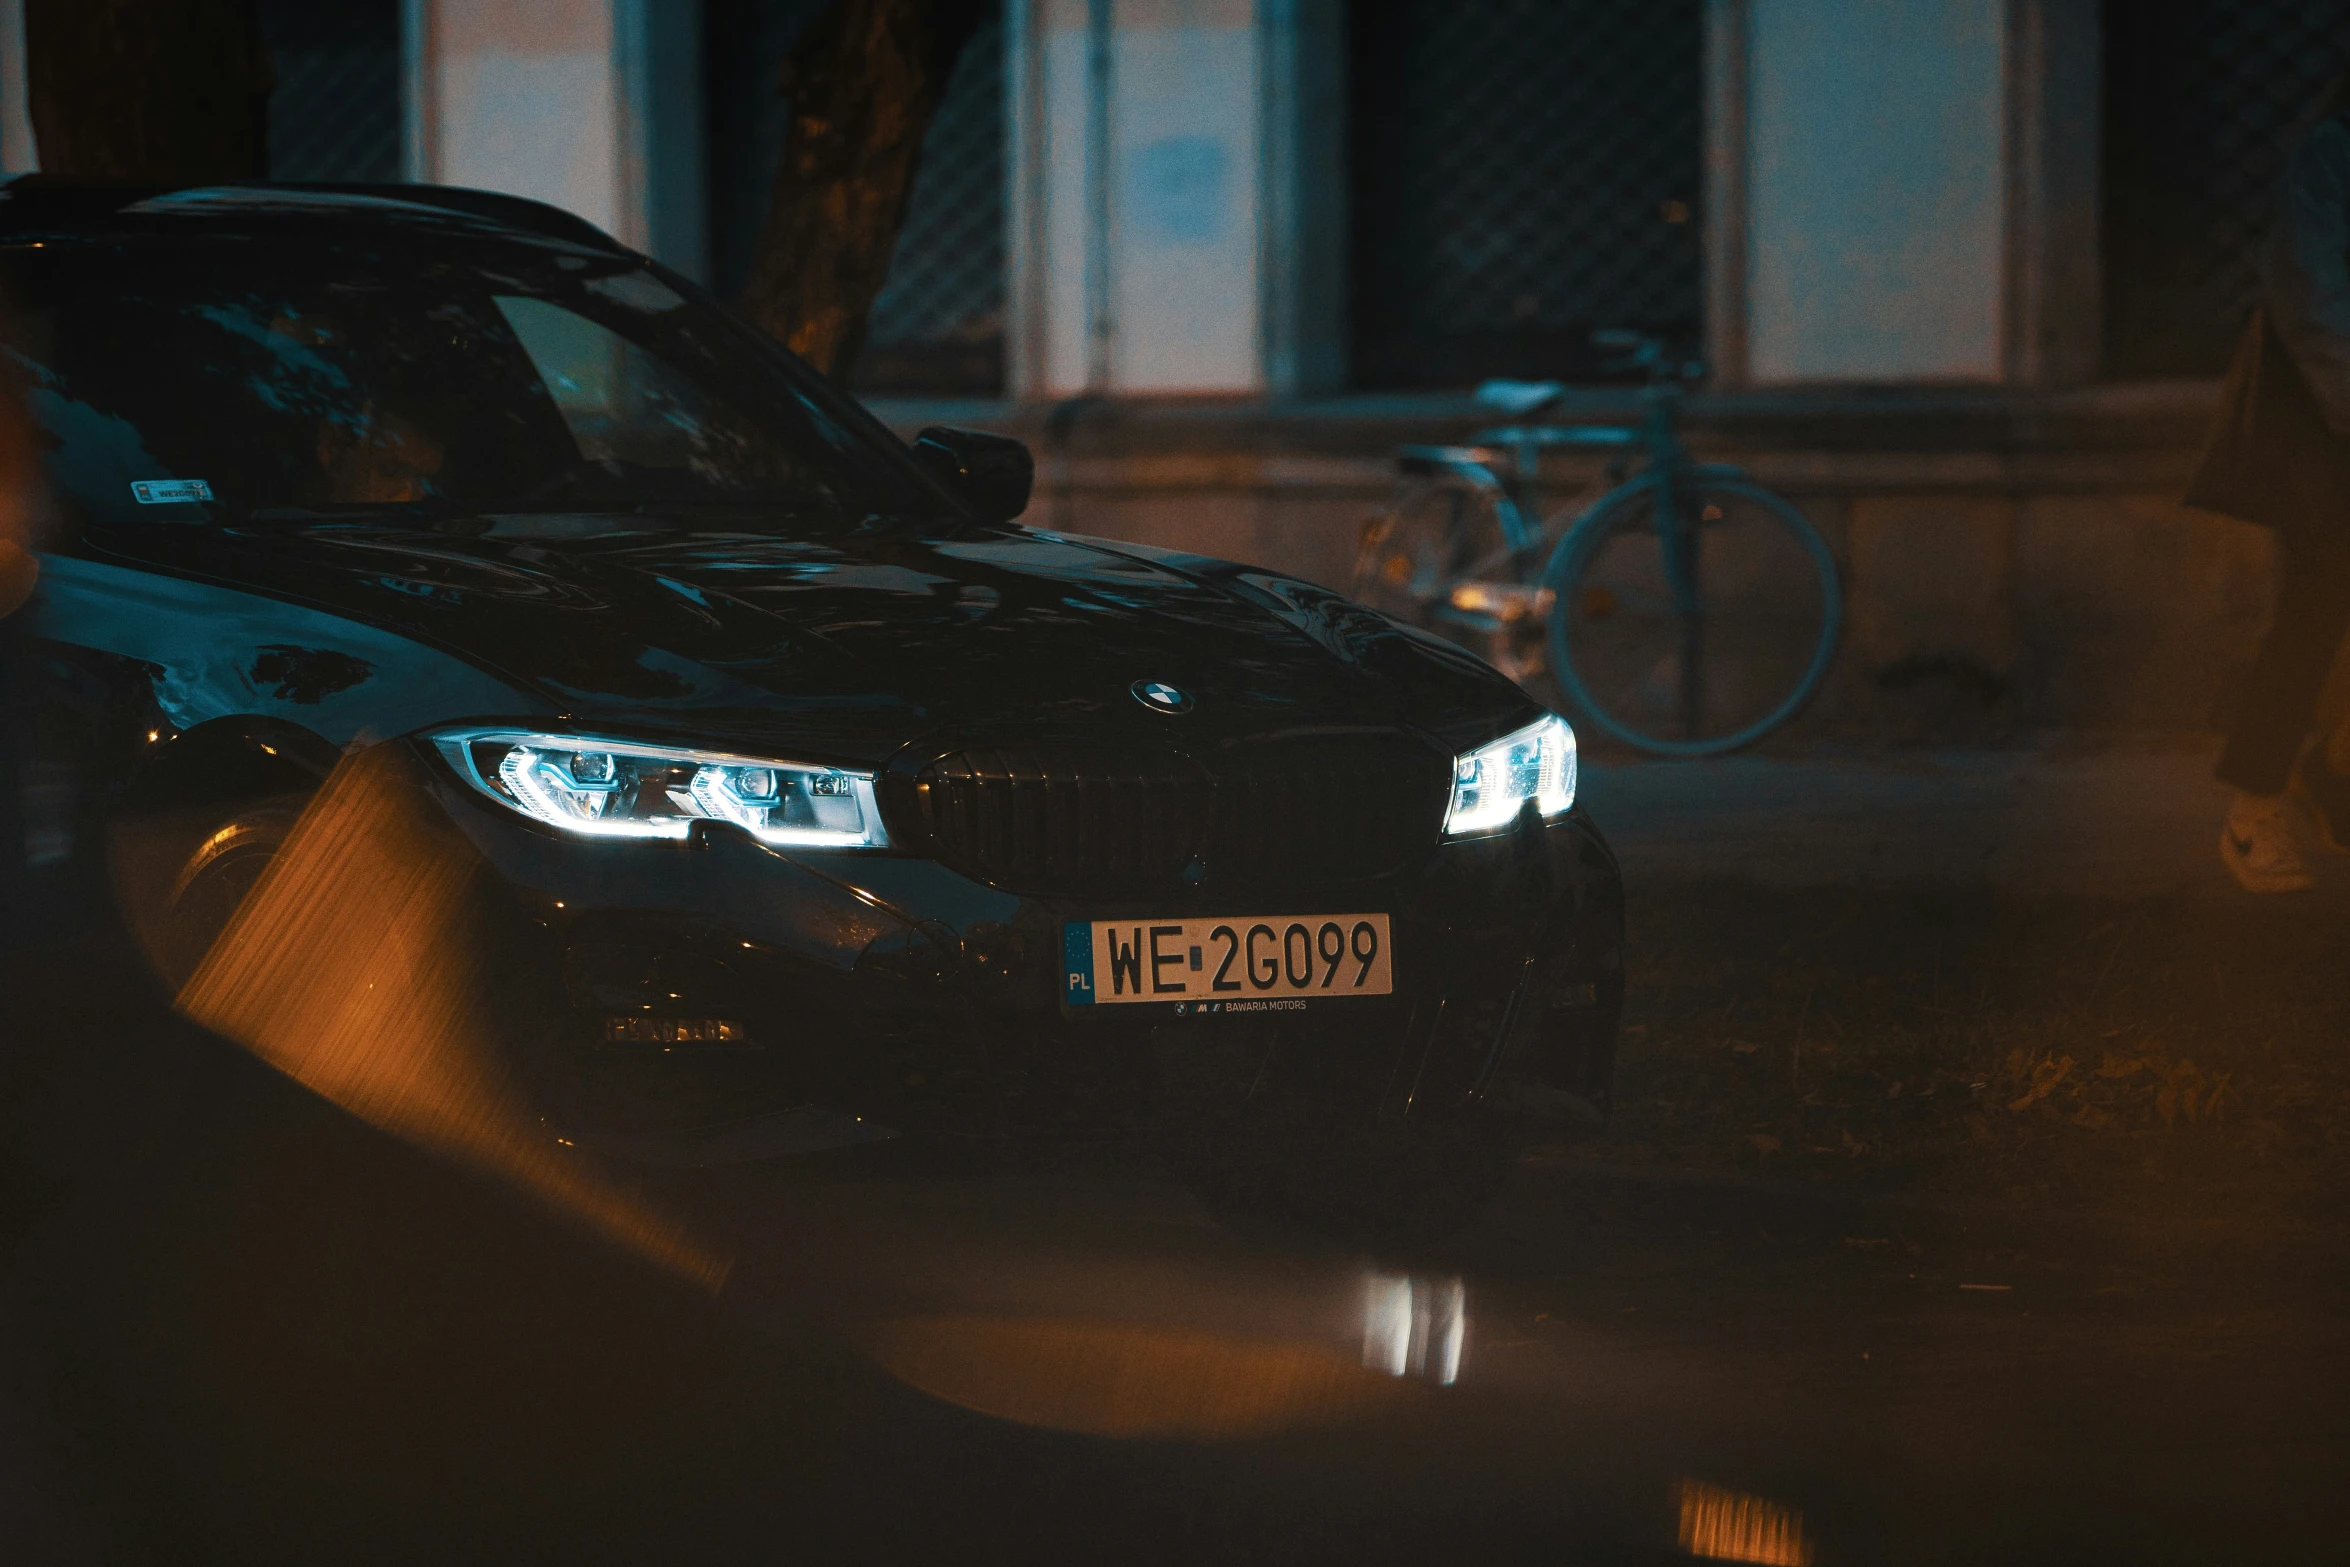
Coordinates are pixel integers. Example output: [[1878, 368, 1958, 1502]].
[[909, 426, 1033, 522]]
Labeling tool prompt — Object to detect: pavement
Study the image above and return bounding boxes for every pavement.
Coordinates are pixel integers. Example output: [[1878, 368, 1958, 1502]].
[[1579, 738, 2254, 896], [6, 738, 2349, 1565]]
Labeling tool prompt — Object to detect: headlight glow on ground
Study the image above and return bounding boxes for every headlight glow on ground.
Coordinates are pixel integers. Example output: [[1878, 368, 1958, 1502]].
[[1362, 1272, 1466, 1385]]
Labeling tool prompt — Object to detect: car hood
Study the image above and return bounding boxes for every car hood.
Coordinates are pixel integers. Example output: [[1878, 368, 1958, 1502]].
[[97, 512, 1537, 768]]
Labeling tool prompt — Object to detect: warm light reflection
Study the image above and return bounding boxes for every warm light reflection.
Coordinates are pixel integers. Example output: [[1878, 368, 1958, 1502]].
[[866, 1316, 1410, 1440], [174, 746, 729, 1289], [1361, 1273, 1465, 1385], [1676, 1479, 1814, 1565], [1445, 580, 1553, 620]]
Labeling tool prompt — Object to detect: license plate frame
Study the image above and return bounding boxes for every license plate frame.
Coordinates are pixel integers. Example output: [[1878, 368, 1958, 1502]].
[[1062, 914, 1394, 1012]]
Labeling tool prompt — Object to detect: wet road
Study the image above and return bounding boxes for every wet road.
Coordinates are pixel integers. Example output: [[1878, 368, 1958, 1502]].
[[6, 985, 2346, 1567], [707, 1150, 2350, 1565], [8, 741, 2349, 1564]]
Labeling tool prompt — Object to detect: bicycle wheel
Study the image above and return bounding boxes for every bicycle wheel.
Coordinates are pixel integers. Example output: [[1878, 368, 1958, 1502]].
[[1542, 478, 1839, 756], [1350, 478, 1548, 682]]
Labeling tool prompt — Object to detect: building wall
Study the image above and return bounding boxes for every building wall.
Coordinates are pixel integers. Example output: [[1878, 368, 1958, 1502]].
[[407, 0, 703, 274], [1070, 484, 2273, 743], [2, 0, 2288, 739], [418, 0, 626, 234], [1020, 0, 1252, 396], [881, 386, 2281, 741], [1741, 0, 2008, 383]]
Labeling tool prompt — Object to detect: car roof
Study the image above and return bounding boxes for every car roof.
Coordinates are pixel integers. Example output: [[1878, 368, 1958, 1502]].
[[0, 175, 635, 259]]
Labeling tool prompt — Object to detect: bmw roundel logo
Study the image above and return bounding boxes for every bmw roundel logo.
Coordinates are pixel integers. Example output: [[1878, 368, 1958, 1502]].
[[1132, 679, 1193, 715]]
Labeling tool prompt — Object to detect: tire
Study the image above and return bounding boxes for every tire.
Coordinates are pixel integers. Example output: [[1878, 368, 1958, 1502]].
[[152, 793, 308, 988], [1350, 480, 1549, 684], [1542, 478, 1840, 756]]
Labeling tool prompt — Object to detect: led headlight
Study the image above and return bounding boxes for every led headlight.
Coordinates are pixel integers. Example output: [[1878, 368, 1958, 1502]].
[[432, 729, 887, 848], [1443, 714, 1576, 837]]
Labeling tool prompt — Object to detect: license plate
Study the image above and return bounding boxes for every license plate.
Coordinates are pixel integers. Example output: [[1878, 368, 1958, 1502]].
[[1063, 914, 1394, 1009]]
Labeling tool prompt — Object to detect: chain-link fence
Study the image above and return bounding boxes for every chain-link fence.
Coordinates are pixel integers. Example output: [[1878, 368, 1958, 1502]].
[[853, 8, 1005, 395], [258, 0, 402, 184], [1347, 0, 1704, 389], [2104, 0, 2350, 378], [705, 0, 1004, 395]]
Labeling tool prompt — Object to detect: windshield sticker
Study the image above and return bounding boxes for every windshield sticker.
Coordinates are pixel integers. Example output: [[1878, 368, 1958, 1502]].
[[131, 479, 215, 505]]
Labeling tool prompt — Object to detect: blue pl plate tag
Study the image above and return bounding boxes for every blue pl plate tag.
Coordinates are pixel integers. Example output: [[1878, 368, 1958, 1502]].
[[1062, 921, 1096, 1006], [130, 479, 214, 505]]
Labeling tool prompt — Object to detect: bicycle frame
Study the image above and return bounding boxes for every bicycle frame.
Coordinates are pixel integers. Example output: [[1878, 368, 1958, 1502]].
[[1367, 338, 1840, 755], [1475, 384, 1688, 557], [1480, 386, 1768, 738]]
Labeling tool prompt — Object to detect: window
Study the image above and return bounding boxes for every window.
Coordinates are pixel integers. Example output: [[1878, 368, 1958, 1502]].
[[3, 244, 937, 529], [703, 0, 1006, 395], [2102, 0, 2350, 377], [258, 0, 402, 182], [1347, 0, 1704, 388]]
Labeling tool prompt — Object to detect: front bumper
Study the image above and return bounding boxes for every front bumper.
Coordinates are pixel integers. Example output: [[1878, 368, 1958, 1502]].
[[419, 753, 1625, 1151]]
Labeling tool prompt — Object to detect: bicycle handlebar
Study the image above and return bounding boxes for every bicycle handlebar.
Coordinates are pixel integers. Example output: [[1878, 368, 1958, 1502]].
[[1591, 328, 1704, 386]]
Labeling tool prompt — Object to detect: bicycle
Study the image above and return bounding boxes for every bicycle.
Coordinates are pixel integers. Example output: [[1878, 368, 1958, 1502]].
[[1349, 331, 1841, 757]]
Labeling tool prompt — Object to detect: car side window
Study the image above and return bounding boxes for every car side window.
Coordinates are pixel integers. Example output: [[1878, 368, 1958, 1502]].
[[494, 294, 833, 504], [0, 251, 572, 528], [0, 242, 940, 531]]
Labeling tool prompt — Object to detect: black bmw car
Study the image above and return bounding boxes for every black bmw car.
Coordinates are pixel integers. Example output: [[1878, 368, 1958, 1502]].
[[6, 179, 1622, 1237]]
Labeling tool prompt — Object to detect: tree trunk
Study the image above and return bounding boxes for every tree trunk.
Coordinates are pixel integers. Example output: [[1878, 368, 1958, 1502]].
[[25, 0, 270, 182], [738, 0, 985, 381]]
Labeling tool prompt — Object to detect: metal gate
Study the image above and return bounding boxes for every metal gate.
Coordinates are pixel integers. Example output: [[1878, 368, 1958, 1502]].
[[2104, 0, 2350, 377], [258, 0, 402, 183], [1347, 0, 1705, 389], [853, 8, 1006, 395], [704, 0, 1005, 395]]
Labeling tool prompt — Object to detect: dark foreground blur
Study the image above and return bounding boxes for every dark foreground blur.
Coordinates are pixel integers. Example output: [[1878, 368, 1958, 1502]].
[[5, 805, 2348, 1562]]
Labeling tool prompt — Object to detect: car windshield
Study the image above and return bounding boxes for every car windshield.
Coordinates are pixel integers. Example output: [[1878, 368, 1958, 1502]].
[[0, 239, 940, 529]]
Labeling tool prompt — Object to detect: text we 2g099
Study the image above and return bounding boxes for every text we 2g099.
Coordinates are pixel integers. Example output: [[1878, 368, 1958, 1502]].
[[1064, 914, 1394, 1008]]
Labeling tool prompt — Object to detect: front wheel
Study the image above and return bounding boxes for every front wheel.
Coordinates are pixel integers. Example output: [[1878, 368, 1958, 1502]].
[[150, 794, 308, 989], [1543, 479, 1839, 756]]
